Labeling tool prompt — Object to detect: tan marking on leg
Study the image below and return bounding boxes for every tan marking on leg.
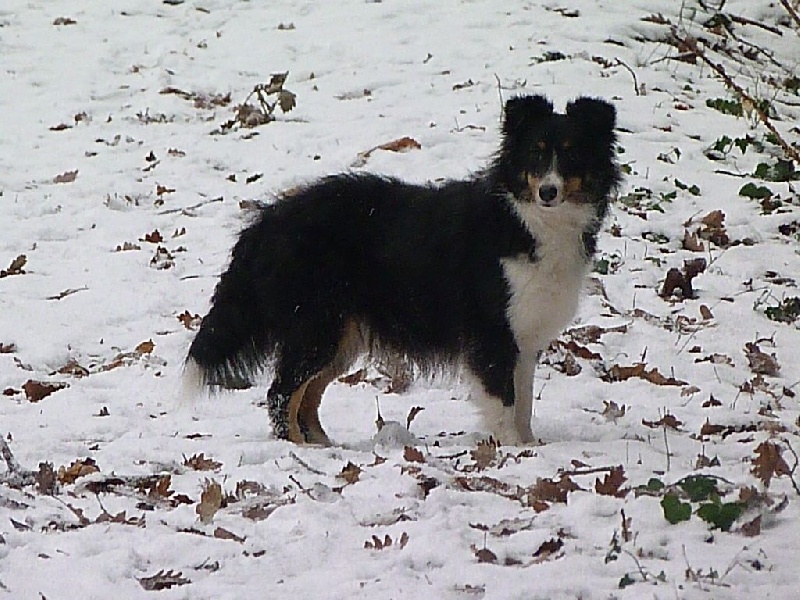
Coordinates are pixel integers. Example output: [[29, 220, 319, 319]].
[[296, 319, 365, 445], [297, 367, 336, 445], [287, 380, 312, 443]]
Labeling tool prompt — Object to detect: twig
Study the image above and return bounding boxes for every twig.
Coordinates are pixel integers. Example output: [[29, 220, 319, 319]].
[[663, 422, 672, 472], [779, 0, 800, 31], [0, 436, 37, 488], [615, 59, 641, 96], [560, 465, 620, 476], [494, 73, 505, 119], [729, 14, 783, 36], [289, 451, 326, 476], [783, 440, 800, 496], [622, 549, 650, 582], [671, 29, 800, 165]]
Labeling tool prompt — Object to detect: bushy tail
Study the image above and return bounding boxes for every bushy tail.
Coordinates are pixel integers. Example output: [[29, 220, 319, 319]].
[[185, 296, 266, 391], [184, 221, 276, 392]]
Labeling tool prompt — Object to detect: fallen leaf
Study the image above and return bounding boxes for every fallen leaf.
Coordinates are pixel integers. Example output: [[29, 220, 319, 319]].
[[141, 230, 164, 243], [351, 137, 421, 167], [642, 414, 683, 430], [54, 358, 90, 377], [744, 342, 780, 376], [561, 340, 601, 360], [474, 547, 497, 564], [57, 458, 100, 484], [36, 462, 57, 495], [699, 420, 727, 436], [682, 229, 705, 252], [135, 340, 155, 355], [740, 515, 762, 537], [338, 461, 362, 484], [23, 380, 68, 403], [403, 446, 425, 463], [751, 441, 790, 488], [196, 479, 223, 524], [213, 527, 245, 543], [470, 438, 499, 471], [138, 570, 190, 591], [532, 537, 564, 560], [595, 466, 629, 498], [53, 169, 78, 184], [529, 475, 580, 504], [606, 363, 687, 386], [0, 255, 27, 278], [177, 310, 202, 330], [183, 453, 222, 472]]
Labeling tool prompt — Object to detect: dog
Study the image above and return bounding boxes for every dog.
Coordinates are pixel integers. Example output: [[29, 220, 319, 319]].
[[185, 94, 620, 445]]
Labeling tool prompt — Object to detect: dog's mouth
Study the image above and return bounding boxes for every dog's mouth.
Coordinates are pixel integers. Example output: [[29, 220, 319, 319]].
[[522, 173, 585, 207]]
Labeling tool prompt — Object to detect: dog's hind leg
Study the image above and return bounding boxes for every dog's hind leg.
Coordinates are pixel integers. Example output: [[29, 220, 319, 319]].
[[296, 320, 363, 445], [267, 342, 338, 443], [296, 367, 336, 445], [267, 374, 312, 443], [268, 320, 362, 444]]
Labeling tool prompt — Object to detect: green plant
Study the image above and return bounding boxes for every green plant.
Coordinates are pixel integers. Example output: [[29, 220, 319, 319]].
[[764, 297, 800, 324], [753, 159, 799, 182], [739, 182, 773, 199], [651, 475, 747, 531]]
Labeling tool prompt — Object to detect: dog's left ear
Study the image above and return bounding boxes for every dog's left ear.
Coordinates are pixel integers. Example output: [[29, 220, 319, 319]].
[[502, 95, 553, 135], [566, 97, 616, 141]]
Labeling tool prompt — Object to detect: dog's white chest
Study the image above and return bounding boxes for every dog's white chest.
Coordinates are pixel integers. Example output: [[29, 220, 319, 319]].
[[501, 205, 591, 356]]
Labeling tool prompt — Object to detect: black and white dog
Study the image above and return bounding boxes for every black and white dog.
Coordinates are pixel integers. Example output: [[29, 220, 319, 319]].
[[185, 95, 620, 445]]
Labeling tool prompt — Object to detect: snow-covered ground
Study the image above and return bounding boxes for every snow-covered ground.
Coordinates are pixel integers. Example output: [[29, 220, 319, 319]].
[[1, 1, 799, 598]]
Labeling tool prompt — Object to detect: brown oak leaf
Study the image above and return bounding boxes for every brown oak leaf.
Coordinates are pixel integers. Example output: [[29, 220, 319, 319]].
[[751, 441, 790, 488]]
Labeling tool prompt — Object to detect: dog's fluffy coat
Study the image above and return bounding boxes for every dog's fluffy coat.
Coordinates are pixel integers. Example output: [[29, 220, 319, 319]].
[[186, 95, 620, 444]]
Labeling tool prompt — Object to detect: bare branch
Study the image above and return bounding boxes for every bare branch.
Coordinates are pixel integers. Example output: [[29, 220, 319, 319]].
[[671, 29, 800, 165], [779, 0, 800, 32]]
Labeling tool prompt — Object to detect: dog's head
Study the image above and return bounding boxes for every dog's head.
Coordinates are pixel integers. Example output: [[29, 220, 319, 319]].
[[494, 95, 620, 210]]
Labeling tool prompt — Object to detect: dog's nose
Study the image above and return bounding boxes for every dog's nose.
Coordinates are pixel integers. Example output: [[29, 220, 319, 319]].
[[538, 184, 558, 204]]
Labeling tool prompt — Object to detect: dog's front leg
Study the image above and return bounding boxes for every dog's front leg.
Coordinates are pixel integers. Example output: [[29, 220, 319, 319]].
[[512, 353, 538, 443]]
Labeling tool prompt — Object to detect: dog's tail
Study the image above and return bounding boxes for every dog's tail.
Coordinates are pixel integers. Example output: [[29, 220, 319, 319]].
[[184, 221, 274, 394]]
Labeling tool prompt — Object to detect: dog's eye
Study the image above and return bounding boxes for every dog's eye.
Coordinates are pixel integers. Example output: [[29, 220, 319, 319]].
[[562, 147, 579, 162], [531, 140, 546, 158]]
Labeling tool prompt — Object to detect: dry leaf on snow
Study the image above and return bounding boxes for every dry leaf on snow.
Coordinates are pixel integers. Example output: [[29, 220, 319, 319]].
[[751, 441, 790, 488], [351, 136, 422, 167], [594, 466, 629, 498], [183, 453, 222, 472], [23, 380, 68, 403], [605, 363, 687, 386], [196, 479, 223, 524], [138, 570, 190, 591], [338, 461, 362, 484], [744, 342, 780, 376], [53, 169, 78, 184], [57, 458, 100, 484], [1, 255, 27, 278]]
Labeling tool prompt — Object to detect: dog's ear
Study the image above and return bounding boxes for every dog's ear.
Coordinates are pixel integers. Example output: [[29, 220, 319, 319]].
[[566, 97, 616, 140], [502, 95, 553, 134]]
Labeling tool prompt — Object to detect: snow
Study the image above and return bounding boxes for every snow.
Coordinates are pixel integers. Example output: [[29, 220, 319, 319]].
[[1, 1, 799, 598]]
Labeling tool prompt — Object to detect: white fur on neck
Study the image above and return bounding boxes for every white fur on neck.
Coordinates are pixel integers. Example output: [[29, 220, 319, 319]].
[[500, 198, 595, 442]]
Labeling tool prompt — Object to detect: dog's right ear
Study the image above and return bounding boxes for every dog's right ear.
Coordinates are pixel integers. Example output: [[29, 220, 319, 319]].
[[502, 95, 553, 135]]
